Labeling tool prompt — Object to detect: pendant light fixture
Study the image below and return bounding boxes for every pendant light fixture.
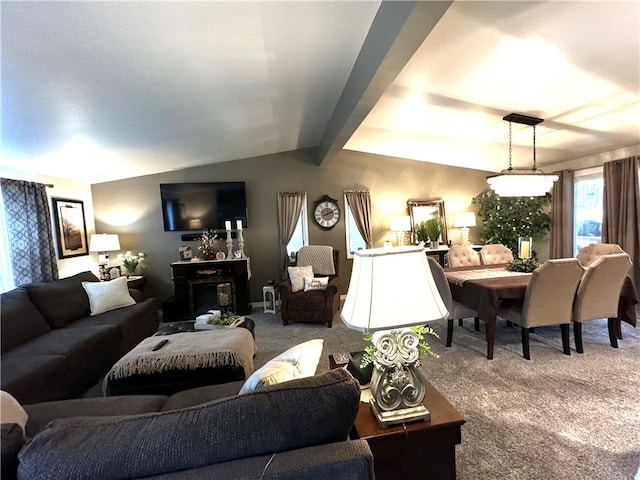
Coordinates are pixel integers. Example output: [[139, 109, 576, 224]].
[[487, 113, 558, 197]]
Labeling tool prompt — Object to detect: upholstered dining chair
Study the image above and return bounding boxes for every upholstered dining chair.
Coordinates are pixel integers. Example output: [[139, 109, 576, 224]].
[[278, 245, 340, 328], [572, 252, 632, 353], [576, 243, 625, 267], [427, 257, 479, 347], [479, 244, 514, 265], [446, 245, 481, 268], [496, 258, 584, 360]]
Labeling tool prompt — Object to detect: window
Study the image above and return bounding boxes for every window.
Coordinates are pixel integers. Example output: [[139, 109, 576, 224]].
[[344, 195, 367, 259], [286, 196, 308, 259], [574, 167, 603, 255]]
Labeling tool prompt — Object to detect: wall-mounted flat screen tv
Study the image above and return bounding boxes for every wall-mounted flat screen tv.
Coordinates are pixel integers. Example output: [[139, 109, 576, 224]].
[[160, 182, 248, 232]]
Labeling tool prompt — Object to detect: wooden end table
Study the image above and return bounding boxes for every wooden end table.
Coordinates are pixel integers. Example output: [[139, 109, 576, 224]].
[[331, 353, 465, 480]]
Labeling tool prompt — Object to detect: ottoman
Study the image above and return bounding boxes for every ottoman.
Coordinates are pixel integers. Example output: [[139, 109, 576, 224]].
[[103, 328, 256, 396]]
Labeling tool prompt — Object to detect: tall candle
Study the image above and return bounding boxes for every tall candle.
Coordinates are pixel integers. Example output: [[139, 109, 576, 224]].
[[236, 220, 243, 231], [225, 220, 231, 231], [521, 241, 530, 259]]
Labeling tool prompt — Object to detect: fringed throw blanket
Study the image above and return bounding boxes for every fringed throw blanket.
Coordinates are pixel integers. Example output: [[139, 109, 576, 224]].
[[103, 329, 256, 392]]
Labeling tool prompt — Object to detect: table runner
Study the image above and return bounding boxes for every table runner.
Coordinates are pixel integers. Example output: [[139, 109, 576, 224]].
[[445, 267, 530, 286]]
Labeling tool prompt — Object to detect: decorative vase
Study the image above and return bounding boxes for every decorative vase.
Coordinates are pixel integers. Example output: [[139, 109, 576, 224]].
[[430, 241, 439, 249]]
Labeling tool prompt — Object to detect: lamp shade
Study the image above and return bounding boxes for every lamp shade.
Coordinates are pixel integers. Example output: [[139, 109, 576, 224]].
[[487, 171, 558, 197], [340, 246, 448, 332], [89, 234, 121, 252], [454, 212, 476, 228], [390, 215, 411, 232]]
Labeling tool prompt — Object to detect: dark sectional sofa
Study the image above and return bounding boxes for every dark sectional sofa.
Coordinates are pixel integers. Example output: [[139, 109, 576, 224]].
[[3, 369, 374, 480], [1, 271, 160, 404]]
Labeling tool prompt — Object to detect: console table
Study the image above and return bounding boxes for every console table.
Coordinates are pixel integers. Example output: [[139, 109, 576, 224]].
[[170, 258, 251, 319], [351, 382, 465, 480]]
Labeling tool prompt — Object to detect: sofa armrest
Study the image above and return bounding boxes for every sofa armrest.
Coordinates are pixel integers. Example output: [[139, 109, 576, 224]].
[[128, 288, 144, 302], [278, 280, 293, 299], [324, 277, 340, 296]]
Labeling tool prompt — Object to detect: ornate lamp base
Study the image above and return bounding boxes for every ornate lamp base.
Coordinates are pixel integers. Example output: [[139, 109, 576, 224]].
[[370, 398, 430, 428]]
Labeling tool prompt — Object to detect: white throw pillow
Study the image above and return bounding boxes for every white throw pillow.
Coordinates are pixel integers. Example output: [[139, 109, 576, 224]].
[[82, 277, 136, 315], [238, 338, 324, 394], [0, 390, 28, 432], [288, 265, 314, 293], [304, 276, 328, 292]]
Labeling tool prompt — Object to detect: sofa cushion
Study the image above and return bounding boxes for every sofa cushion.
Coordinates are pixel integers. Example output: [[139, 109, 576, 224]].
[[1, 423, 23, 480], [82, 277, 136, 315], [0, 355, 67, 405], [0, 288, 50, 352], [24, 272, 99, 328], [18, 369, 361, 480], [3, 325, 119, 369]]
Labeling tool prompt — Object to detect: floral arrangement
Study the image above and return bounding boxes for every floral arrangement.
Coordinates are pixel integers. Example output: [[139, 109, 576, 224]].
[[119, 251, 145, 275], [506, 257, 539, 273], [207, 312, 241, 326], [360, 325, 440, 369], [199, 228, 221, 259]]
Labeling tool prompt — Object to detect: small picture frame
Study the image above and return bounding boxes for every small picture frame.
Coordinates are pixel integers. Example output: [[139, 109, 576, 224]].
[[51, 198, 89, 259], [179, 246, 193, 261]]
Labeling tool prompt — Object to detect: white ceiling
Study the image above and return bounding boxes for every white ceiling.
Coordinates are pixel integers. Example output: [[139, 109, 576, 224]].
[[1, 1, 639, 184]]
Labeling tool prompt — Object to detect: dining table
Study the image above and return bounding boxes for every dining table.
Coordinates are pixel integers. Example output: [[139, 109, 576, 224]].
[[444, 264, 639, 360]]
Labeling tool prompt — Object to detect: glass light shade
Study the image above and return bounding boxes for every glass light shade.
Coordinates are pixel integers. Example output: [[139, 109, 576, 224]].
[[454, 212, 476, 228], [89, 234, 121, 252], [487, 171, 558, 197], [340, 246, 448, 332], [390, 215, 411, 232]]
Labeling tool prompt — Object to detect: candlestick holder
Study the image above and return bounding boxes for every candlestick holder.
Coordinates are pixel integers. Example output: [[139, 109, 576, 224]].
[[226, 229, 234, 259], [237, 229, 245, 257]]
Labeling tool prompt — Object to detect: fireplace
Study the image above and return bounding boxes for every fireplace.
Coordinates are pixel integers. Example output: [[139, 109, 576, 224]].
[[188, 278, 237, 316]]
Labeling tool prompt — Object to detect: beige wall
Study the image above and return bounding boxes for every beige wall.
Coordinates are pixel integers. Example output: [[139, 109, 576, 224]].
[[91, 149, 492, 303]]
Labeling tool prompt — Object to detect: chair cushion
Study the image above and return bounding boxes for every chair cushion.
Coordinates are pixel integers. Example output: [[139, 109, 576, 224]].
[[17, 369, 360, 480], [288, 265, 313, 292], [239, 339, 324, 394], [0, 288, 50, 352], [24, 272, 99, 328]]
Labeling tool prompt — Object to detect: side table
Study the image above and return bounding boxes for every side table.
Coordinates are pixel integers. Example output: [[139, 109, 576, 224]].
[[351, 381, 465, 480], [126, 275, 147, 290]]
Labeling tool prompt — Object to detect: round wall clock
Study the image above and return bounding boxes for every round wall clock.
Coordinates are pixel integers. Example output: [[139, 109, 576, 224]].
[[313, 195, 341, 230]]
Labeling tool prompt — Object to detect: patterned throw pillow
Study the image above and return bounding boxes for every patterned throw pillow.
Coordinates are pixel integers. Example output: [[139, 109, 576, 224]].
[[287, 265, 314, 293], [303, 276, 328, 291]]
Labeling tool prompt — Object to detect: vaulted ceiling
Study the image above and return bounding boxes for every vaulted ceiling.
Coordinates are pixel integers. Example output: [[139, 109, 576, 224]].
[[1, 1, 638, 184]]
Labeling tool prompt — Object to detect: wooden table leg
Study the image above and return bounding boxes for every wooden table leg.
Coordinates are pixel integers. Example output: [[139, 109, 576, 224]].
[[484, 319, 495, 360]]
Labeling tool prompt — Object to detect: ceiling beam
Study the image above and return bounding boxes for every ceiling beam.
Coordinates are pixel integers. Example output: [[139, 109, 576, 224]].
[[316, 0, 452, 166]]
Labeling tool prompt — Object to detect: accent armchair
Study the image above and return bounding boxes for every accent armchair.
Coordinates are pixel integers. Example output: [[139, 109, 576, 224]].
[[479, 244, 514, 265], [572, 252, 632, 353], [496, 259, 584, 360], [279, 246, 340, 328], [446, 245, 481, 268]]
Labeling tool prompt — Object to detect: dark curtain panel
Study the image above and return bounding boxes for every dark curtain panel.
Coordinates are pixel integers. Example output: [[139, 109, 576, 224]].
[[345, 190, 373, 248], [1, 178, 59, 285], [602, 157, 640, 289], [277, 192, 305, 280], [549, 170, 574, 258]]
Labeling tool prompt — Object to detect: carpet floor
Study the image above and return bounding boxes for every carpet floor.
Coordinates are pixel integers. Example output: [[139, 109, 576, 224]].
[[249, 307, 640, 480]]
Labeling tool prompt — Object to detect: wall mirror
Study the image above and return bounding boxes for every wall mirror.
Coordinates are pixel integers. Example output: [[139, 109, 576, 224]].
[[407, 199, 448, 246]]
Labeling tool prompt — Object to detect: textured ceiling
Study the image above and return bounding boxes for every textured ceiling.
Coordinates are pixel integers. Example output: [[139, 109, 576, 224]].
[[1, 1, 638, 184]]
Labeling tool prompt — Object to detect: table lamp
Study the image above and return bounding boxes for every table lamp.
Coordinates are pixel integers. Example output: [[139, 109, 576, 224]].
[[390, 215, 411, 246], [341, 246, 448, 427], [454, 212, 476, 246], [89, 234, 121, 266]]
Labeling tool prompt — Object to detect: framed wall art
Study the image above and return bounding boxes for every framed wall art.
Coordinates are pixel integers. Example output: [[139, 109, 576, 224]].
[[52, 197, 89, 259]]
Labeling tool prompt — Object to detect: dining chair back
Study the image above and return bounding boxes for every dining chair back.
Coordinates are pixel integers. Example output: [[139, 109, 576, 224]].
[[572, 252, 632, 352], [447, 246, 481, 268], [427, 257, 479, 347], [479, 244, 514, 265], [497, 258, 584, 360], [576, 243, 625, 267]]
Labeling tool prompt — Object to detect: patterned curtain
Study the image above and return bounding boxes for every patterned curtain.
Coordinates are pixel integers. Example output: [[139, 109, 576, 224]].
[[1, 178, 59, 285], [345, 190, 373, 248], [277, 192, 306, 280]]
